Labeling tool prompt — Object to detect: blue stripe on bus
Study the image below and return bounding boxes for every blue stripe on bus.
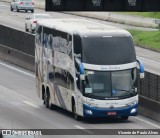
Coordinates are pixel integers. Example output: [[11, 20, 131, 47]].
[[79, 62, 84, 74]]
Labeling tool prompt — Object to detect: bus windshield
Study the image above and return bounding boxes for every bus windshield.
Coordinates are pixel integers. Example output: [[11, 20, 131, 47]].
[[83, 68, 137, 100], [82, 36, 136, 65]]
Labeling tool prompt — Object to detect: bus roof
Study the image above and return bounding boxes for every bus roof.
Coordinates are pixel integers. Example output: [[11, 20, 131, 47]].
[[37, 18, 131, 37]]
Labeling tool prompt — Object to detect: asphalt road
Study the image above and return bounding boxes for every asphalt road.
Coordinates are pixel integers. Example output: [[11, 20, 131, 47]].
[[0, 60, 160, 138]]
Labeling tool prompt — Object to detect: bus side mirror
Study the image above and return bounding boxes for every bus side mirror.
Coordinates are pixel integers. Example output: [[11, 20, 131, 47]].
[[140, 72, 144, 79], [136, 59, 145, 79]]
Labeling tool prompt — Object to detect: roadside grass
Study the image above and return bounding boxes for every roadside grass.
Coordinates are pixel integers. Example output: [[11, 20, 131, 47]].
[[128, 30, 160, 52], [121, 12, 160, 19]]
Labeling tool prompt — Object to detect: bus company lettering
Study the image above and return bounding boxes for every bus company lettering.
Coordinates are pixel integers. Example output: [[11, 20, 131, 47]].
[[101, 65, 121, 70], [109, 65, 121, 70], [106, 102, 119, 105]]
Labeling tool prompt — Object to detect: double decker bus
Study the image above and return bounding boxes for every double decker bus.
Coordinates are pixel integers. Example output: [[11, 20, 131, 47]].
[[35, 19, 144, 120]]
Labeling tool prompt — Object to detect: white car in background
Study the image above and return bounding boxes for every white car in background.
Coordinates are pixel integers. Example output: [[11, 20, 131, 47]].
[[10, 0, 34, 13], [25, 14, 51, 33]]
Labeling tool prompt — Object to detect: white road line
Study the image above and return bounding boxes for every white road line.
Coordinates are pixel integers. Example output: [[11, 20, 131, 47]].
[[0, 62, 35, 78], [0, 15, 24, 24], [0, 5, 10, 7], [74, 125, 94, 134], [23, 100, 39, 108], [137, 56, 160, 65], [74, 125, 85, 129], [132, 116, 160, 129]]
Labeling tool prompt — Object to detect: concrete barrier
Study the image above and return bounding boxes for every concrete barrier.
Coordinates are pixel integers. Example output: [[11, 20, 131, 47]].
[[0, 24, 35, 71], [66, 12, 158, 28], [0, 44, 35, 71], [0, 24, 34, 56]]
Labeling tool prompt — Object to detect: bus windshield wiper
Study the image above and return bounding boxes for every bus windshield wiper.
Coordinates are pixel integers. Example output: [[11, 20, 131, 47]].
[[113, 88, 134, 95]]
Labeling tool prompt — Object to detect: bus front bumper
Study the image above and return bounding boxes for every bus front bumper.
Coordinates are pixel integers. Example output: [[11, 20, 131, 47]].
[[83, 104, 138, 118]]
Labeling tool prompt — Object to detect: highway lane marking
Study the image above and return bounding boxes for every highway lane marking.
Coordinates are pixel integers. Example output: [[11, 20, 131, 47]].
[[0, 62, 35, 78], [74, 125, 93, 134], [23, 100, 40, 108], [74, 125, 85, 129], [137, 56, 160, 65], [0, 15, 24, 24], [132, 116, 160, 129], [0, 5, 9, 7]]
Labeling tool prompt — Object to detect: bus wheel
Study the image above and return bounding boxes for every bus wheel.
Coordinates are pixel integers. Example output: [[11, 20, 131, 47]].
[[44, 92, 49, 108], [121, 116, 129, 120], [49, 94, 54, 110], [72, 103, 81, 121]]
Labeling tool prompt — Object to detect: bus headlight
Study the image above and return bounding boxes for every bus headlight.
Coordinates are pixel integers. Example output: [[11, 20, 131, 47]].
[[85, 109, 93, 115], [130, 108, 137, 114]]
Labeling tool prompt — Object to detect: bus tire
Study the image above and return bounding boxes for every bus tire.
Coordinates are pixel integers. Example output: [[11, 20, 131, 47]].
[[44, 92, 49, 108], [121, 116, 129, 120], [49, 94, 54, 110], [72, 102, 81, 121]]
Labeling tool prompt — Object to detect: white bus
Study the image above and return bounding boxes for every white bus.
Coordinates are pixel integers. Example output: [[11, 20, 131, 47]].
[[35, 19, 144, 120]]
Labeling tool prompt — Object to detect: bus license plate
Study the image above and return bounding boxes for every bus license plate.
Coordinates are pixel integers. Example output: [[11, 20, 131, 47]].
[[107, 112, 117, 116]]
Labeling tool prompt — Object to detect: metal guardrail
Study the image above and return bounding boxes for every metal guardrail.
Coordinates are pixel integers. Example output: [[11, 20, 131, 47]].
[[138, 71, 160, 103]]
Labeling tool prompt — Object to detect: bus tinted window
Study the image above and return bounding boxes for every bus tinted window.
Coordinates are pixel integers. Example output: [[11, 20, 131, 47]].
[[82, 36, 136, 65]]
